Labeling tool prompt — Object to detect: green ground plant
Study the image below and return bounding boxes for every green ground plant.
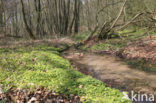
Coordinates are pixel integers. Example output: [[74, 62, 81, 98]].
[[90, 29, 155, 51], [74, 32, 90, 42], [0, 45, 131, 103]]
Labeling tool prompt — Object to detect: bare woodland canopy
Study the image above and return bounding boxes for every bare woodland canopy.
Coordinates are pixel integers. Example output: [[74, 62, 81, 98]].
[[0, 0, 156, 40]]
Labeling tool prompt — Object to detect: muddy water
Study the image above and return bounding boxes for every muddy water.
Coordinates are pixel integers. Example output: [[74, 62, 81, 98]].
[[63, 50, 156, 95]]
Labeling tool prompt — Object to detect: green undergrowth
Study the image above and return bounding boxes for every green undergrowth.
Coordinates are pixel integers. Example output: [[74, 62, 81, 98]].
[[87, 29, 156, 51], [0, 45, 131, 103], [74, 32, 90, 42]]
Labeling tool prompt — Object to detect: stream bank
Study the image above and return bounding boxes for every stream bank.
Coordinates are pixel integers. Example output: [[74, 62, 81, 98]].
[[62, 47, 156, 101]]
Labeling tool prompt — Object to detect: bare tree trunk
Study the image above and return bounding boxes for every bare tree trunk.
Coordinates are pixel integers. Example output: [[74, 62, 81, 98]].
[[98, 0, 127, 39], [74, 0, 81, 34], [20, 0, 36, 40], [0, 0, 6, 35], [34, 0, 42, 37], [109, 0, 127, 30], [117, 12, 143, 31]]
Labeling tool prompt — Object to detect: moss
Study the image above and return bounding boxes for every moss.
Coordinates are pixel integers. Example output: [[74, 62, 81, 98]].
[[0, 45, 131, 103]]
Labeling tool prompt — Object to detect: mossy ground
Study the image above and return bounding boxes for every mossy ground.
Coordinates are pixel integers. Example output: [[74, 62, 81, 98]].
[[0, 45, 130, 103]]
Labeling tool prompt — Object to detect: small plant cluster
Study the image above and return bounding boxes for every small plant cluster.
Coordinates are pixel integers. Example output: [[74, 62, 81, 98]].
[[0, 45, 131, 103], [74, 32, 90, 42], [88, 29, 156, 51]]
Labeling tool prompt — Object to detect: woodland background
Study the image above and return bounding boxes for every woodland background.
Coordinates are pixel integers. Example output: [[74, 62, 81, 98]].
[[0, 0, 155, 40]]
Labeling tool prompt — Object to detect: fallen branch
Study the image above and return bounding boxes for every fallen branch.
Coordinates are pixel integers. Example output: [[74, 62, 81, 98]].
[[109, 0, 127, 30], [117, 12, 143, 31]]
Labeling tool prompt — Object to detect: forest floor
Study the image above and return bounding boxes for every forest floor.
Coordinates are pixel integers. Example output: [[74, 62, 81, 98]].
[[0, 39, 130, 103], [0, 30, 156, 102]]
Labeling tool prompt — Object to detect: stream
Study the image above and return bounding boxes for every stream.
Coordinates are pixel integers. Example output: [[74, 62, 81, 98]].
[[62, 47, 156, 101]]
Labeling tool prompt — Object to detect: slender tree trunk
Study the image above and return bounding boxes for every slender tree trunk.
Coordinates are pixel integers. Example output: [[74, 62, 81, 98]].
[[34, 0, 42, 38], [20, 0, 36, 39], [74, 0, 80, 33]]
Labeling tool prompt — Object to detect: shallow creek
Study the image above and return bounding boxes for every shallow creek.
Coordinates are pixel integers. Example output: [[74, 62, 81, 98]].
[[63, 49, 156, 96]]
